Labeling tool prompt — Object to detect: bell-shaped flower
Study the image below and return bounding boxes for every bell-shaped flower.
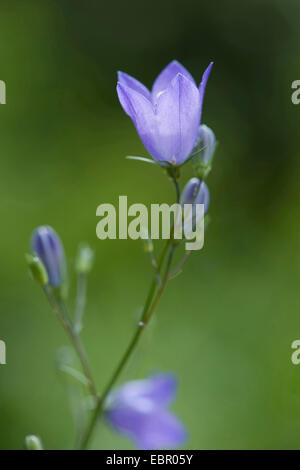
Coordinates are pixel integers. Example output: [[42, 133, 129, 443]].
[[117, 60, 213, 166], [105, 374, 187, 450]]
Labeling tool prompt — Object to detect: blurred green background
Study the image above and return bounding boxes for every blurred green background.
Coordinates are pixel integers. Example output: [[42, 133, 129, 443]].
[[1, 0, 300, 450]]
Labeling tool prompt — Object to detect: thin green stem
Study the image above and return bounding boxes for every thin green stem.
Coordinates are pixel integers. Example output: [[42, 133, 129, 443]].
[[168, 250, 191, 280], [43, 286, 98, 400], [141, 239, 171, 317], [79, 324, 144, 450], [79, 240, 175, 450], [79, 177, 180, 449], [143, 244, 176, 325], [173, 178, 180, 203], [74, 273, 87, 334], [147, 251, 161, 287]]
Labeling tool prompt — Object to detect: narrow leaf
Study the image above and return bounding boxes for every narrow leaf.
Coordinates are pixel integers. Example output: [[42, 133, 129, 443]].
[[126, 155, 156, 165]]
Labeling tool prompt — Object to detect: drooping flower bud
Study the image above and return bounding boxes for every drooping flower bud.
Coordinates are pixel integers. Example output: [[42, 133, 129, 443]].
[[181, 177, 210, 214], [25, 435, 43, 450], [31, 226, 66, 287], [75, 243, 94, 275], [197, 124, 216, 165], [174, 178, 210, 244], [25, 253, 48, 286]]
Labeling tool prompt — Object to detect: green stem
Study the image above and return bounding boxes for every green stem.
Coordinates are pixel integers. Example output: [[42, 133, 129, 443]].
[[79, 241, 175, 450], [43, 286, 98, 400], [74, 273, 87, 334], [173, 178, 180, 204], [147, 251, 161, 286], [142, 244, 176, 324], [79, 177, 180, 449], [168, 250, 191, 280], [64, 317, 98, 399]]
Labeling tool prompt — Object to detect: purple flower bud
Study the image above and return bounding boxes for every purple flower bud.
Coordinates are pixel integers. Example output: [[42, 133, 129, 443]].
[[197, 124, 216, 164], [105, 374, 187, 450], [117, 60, 213, 166], [31, 226, 65, 287], [181, 177, 210, 214]]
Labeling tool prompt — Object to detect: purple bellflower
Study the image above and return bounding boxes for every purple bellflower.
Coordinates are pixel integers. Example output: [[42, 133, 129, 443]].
[[105, 374, 187, 450], [31, 226, 65, 287], [117, 60, 213, 166]]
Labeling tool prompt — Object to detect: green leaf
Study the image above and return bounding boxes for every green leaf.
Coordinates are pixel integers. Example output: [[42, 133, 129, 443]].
[[126, 155, 156, 165], [58, 364, 88, 386]]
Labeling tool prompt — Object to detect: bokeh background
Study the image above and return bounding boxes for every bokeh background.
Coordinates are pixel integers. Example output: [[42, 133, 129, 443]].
[[1, 0, 300, 450]]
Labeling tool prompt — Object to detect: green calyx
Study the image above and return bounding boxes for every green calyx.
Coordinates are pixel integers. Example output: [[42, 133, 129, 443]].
[[25, 254, 48, 286]]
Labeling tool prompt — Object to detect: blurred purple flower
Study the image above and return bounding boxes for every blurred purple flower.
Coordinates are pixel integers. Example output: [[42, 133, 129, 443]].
[[105, 374, 187, 450], [31, 226, 65, 287], [117, 60, 213, 166]]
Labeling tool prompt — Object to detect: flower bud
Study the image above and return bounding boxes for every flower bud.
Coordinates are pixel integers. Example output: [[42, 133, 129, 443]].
[[25, 435, 43, 450], [31, 226, 66, 287], [143, 238, 154, 253], [174, 178, 210, 242], [75, 243, 94, 274], [181, 177, 210, 214], [196, 124, 216, 165], [25, 254, 48, 286], [141, 227, 154, 253]]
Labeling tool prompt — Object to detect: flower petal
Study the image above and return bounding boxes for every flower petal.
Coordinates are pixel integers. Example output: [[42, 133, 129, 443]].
[[143, 374, 177, 406], [106, 407, 187, 450], [137, 410, 187, 450], [199, 62, 213, 123], [109, 374, 176, 408], [195, 180, 210, 213], [155, 73, 201, 164], [152, 60, 196, 101], [117, 82, 161, 159], [118, 71, 151, 102]]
